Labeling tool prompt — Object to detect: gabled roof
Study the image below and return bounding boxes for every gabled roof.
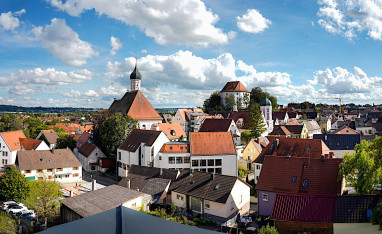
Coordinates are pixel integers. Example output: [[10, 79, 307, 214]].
[[199, 119, 233, 132], [41, 130, 55, 134], [271, 194, 336, 223], [160, 142, 190, 153], [190, 132, 236, 156], [19, 138, 43, 150], [156, 122, 186, 140], [170, 170, 248, 204], [62, 185, 144, 218], [334, 195, 382, 223], [256, 156, 342, 195], [273, 112, 288, 120], [269, 126, 291, 136], [77, 132, 91, 147], [228, 111, 251, 129], [18, 148, 82, 171], [78, 142, 97, 158], [299, 120, 321, 131], [119, 129, 163, 152], [313, 134, 360, 150], [254, 137, 332, 164], [109, 90, 162, 120], [284, 125, 304, 134], [220, 81, 249, 93], [41, 131, 59, 145], [332, 126, 358, 134], [0, 130, 26, 151]]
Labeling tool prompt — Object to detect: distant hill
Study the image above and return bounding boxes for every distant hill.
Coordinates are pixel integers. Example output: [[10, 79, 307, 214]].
[[0, 105, 99, 113]]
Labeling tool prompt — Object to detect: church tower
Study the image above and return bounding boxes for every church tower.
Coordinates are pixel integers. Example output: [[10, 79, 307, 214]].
[[260, 97, 273, 134], [130, 58, 141, 91]]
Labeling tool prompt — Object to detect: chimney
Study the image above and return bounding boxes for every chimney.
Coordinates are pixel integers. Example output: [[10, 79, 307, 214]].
[[69, 190, 73, 197], [321, 154, 325, 162], [160, 168, 163, 176], [127, 179, 130, 189], [125, 167, 128, 177], [275, 139, 279, 152], [211, 173, 215, 180], [92, 179, 96, 191]]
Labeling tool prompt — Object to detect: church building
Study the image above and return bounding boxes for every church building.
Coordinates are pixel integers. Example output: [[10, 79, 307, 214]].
[[260, 96, 274, 135], [109, 61, 163, 130], [219, 81, 250, 109]]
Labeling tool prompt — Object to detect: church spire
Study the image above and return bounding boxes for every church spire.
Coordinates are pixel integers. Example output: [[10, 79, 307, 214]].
[[130, 58, 141, 91]]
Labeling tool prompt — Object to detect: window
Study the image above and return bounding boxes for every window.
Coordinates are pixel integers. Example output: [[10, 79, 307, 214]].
[[151, 147, 154, 157], [184, 157, 190, 163], [65, 175, 70, 178], [292, 176, 297, 183], [169, 157, 175, 164], [215, 159, 222, 166], [200, 168, 206, 172], [208, 159, 214, 166], [192, 160, 199, 167], [25, 170, 31, 173], [185, 146, 188, 150], [256, 164, 261, 170], [159, 156, 162, 160], [37, 169, 43, 173], [95, 153, 98, 156], [73, 173, 79, 177], [73, 167, 78, 170], [215, 168, 222, 174], [262, 193, 268, 202], [303, 179, 309, 187], [56, 168, 63, 172], [48, 175, 52, 179], [170, 146, 173, 150], [118, 152, 121, 161], [91, 166, 96, 170], [208, 168, 214, 173], [176, 157, 183, 164], [204, 201, 210, 210], [240, 195, 243, 204], [200, 160, 206, 167], [177, 194, 184, 201], [230, 201, 234, 210]]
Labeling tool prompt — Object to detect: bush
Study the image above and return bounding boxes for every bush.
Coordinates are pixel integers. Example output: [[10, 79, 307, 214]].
[[258, 224, 278, 234], [371, 199, 382, 228]]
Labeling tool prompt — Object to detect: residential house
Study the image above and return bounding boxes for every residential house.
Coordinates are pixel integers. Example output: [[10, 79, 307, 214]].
[[0, 130, 26, 167], [355, 118, 375, 135], [161, 113, 174, 123], [238, 139, 262, 171], [190, 132, 237, 177], [298, 120, 322, 138], [269, 125, 308, 138], [187, 110, 208, 133], [199, 119, 241, 146], [193, 115, 222, 133], [331, 118, 338, 129], [313, 134, 360, 158], [17, 148, 82, 182], [273, 112, 289, 125], [118, 165, 178, 205], [343, 113, 361, 121], [77, 142, 108, 172], [331, 126, 358, 135], [317, 117, 332, 133], [170, 170, 250, 226], [37, 130, 59, 149], [228, 111, 251, 131], [253, 137, 333, 184], [256, 156, 343, 216], [19, 138, 50, 151], [219, 81, 250, 109], [60, 185, 151, 223], [152, 122, 187, 141], [157, 142, 191, 170], [117, 129, 169, 177], [172, 108, 204, 134]]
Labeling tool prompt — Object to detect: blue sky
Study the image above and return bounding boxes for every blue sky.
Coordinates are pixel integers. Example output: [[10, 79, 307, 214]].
[[1, 0, 382, 108]]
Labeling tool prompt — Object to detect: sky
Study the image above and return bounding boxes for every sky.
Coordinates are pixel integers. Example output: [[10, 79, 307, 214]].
[[1, 0, 382, 108]]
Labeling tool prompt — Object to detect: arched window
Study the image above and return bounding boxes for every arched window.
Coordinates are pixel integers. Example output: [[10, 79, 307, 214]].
[[236, 118, 244, 129]]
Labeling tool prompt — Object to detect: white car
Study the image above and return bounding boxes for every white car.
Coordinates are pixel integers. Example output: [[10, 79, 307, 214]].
[[1, 201, 18, 211], [6, 204, 27, 214], [15, 209, 36, 218]]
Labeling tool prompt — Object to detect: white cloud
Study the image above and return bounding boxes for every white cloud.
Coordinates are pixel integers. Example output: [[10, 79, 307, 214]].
[[110, 36, 122, 55], [47, 0, 231, 46], [32, 18, 98, 66], [141, 49, 148, 54], [317, 0, 382, 40], [236, 9, 271, 34], [0, 9, 26, 31]]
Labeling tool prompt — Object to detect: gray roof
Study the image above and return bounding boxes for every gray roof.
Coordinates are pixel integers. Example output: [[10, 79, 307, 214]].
[[62, 185, 144, 218], [299, 120, 321, 132], [130, 65, 141, 80], [18, 148, 82, 171], [42, 132, 59, 145]]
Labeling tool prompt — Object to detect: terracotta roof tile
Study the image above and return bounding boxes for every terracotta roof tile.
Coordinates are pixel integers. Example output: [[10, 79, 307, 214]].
[[190, 132, 236, 156], [256, 156, 342, 195], [157, 123, 186, 140], [269, 126, 292, 136], [20, 138, 43, 150], [109, 90, 162, 120], [1, 130, 26, 151], [220, 81, 249, 93], [199, 119, 233, 132], [77, 132, 91, 147], [119, 129, 162, 152], [18, 148, 82, 171], [160, 142, 190, 153]]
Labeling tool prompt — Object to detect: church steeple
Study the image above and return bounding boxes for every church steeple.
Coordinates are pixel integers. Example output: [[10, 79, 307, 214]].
[[130, 58, 141, 91]]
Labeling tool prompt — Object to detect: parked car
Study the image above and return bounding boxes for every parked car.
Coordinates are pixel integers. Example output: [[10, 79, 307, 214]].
[[22, 216, 42, 223], [0, 201, 17, 210], [15, 209, 36, 218], [6, 205, 27, 214]]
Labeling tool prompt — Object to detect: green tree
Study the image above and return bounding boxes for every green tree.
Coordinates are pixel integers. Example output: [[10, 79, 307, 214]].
[[56, 135, 76, 150], [241, 131, 252, 144], [250, 87, 278, 111], [258, 224, 279, 234], [203, 91, 224, 113], [371, 199, 382, 228], [26, 176, 62, 225], [98, 112, 138, 157], [339, 137, 382, 194], [0, 166, 30, 200], [0, 114, 11, 124], [53, 127, 67, 137], [9, 118, 22, 131], [0, 216, 17, 234], [301, 114, 308, 119], [225, 94, 235, 111], [247, 104, 267, 138]]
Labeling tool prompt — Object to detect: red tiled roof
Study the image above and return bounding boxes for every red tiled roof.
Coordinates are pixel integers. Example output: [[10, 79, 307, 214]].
[[160, 143, 190, 153], [271, 194, 336, 223], [190, 132, 236, 156], [254, 137, 332, 164], [199, 119, 233, 132], [71, 134, 81, 141], [20, 138, 43, 150], [119, 129, 162, 152], [228, 111, 251, 129], [256, 156, 342, 195], [269, 126, 291, 136], [157, 123, 186, 140], [41, 130, 55, 134], [109, 90, 162, 120], [1, 130, 26, 151], [220, 81, 249, 93], [78, 142, 97, 158], [77, 132, 91, 146]]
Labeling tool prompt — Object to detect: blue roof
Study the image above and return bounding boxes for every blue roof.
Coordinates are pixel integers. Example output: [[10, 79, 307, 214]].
[[313, 134, 360, 150]]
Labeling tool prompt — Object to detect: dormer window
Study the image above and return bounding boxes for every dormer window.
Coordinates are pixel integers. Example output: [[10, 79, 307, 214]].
[[170, 146, 173, 150], [292, 176, 297, 183], [303, 179, 308, 187]]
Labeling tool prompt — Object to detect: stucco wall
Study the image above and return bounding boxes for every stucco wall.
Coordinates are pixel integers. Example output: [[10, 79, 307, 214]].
[[257, 190, 276, 216]]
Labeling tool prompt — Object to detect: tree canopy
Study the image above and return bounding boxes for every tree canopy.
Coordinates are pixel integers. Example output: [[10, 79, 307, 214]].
[[247, 104, 267, 138], [56, 135, 76, 150], [0, 166, 30, 200], [203, 91, 224, 113], [340, 137, 382, 194], [250, 87, 278, 111]]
